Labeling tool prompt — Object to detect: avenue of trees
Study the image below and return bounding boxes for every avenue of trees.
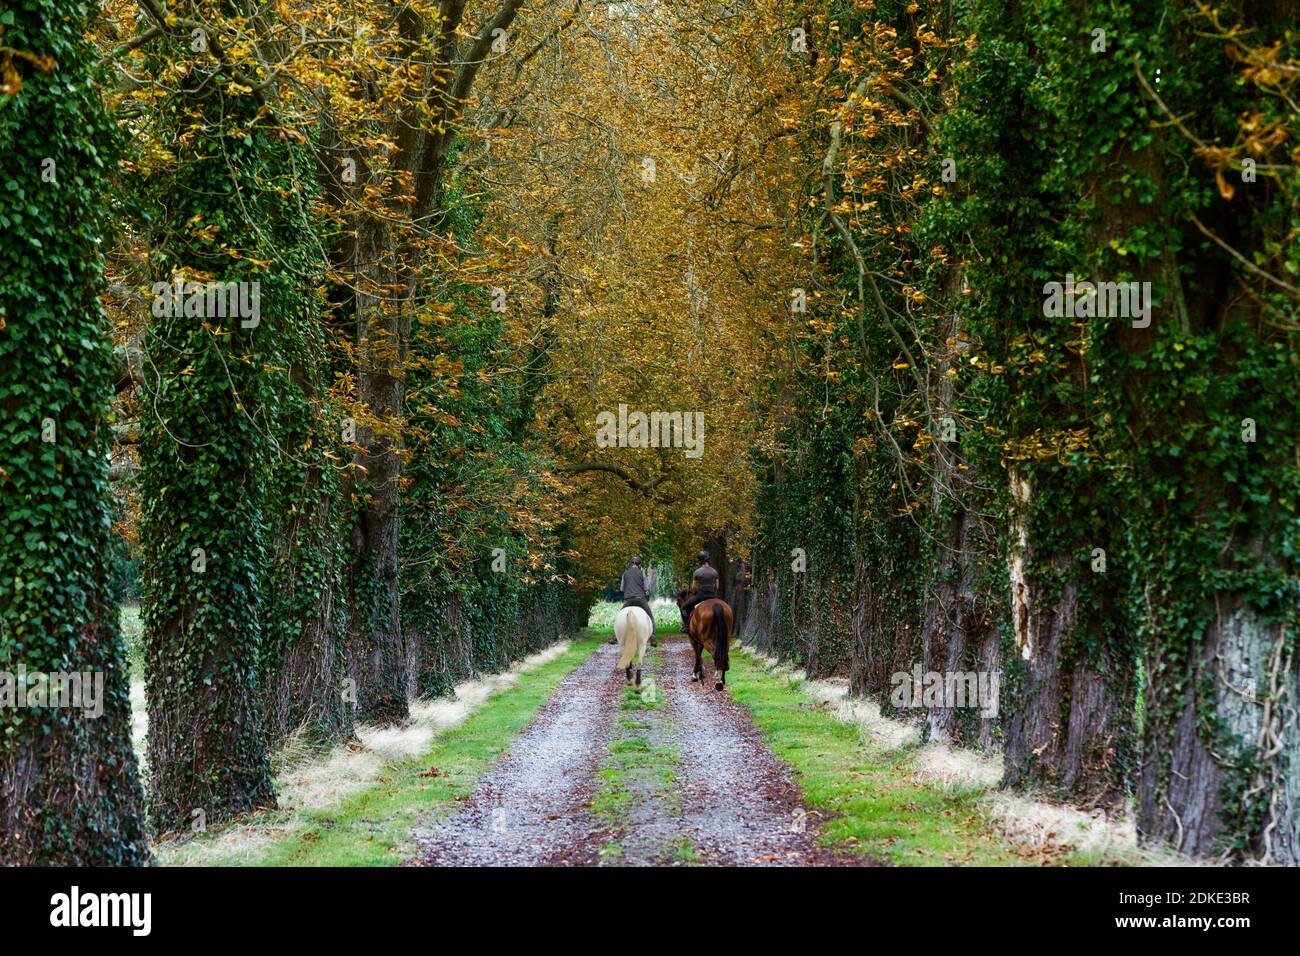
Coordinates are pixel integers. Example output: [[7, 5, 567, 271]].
[[1, 0, 1296, 865]]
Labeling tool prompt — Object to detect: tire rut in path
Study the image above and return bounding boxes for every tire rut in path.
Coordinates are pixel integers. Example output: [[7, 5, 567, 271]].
[[652, 635, 849, 865], [410, 642, 621, 866]]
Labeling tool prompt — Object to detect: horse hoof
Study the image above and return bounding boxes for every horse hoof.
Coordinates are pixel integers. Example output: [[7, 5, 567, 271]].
[[715, 682, 724, 691]]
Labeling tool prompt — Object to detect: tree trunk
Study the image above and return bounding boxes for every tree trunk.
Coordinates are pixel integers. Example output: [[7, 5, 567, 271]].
[[1002, 475, 1134, 807], [922, 506, 1001, 745], [331, 0, 530, 724], [0, 0, 149, 863], [343, 246, 411, 723], [264, 459, 354, 748], [1139, 587, 1299, 862], [920, 284, 1001, 745], [139, 56, 296, 832], [849, 470, 923, 706]]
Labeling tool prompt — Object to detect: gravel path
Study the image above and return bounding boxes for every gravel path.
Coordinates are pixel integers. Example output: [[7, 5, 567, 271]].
[[411, 643, 621, 866], [411, 634, 861, 866], [658, 636, 846, 865]]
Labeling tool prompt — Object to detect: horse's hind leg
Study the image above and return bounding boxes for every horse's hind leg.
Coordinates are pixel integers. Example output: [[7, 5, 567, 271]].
[[625, 665, 632, 686], [691, 640, 702, 682]]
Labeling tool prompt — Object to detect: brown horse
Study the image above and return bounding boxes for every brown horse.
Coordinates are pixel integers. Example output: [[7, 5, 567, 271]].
[[676, 591, 732, 690]]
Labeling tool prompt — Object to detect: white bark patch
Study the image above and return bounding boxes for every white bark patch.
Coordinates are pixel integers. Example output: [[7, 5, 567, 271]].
[[1008, 470, 1033, 661], [1214, 606, 1300, 862], [1215, 606, 1266, 747]]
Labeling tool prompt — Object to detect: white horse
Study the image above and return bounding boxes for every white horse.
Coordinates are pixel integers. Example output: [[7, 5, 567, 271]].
[[614, 605, 653, 691]]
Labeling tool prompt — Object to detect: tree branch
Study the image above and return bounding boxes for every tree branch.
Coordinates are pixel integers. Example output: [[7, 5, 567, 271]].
[[557, 462, 665, 496], [451, 0, 527, 109], [1190, 213, 1300, 297], [114, 345, 143, 395]]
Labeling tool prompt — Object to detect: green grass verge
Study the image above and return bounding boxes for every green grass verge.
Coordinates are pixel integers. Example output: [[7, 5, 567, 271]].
[[169, 634, 601, 867], [727, 648, 1046, 866]]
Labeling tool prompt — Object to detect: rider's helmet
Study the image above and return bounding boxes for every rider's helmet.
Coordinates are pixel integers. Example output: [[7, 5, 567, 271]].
[[697, 550, 711, 564]]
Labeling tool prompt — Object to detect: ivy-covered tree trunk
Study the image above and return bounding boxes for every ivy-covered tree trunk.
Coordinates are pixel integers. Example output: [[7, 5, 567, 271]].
[[342, 223, 411, 724], [261, 340, 354, 748], [0, 0, 149, 864], [332, 1, 526, 724], [1140, 587, 1299, 861], [1025, 0, 1300, 863], [1001, 488, 1134, 806], [138, 61, 293, 833], [941, 0, 1140, 805], [315, 126, 410, 726], [264, 459, 353, 747], [921, 501, 1000, 747], [331, 6, 429, 727], [1127, 251, 1299, 860], [1127, 0, 1300, 863], [851, 516, 922, 707], [920, 292, 1001, 746]]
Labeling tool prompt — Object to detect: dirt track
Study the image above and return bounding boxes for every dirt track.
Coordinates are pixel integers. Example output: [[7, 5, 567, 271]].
[[412, 634, 857, 866]]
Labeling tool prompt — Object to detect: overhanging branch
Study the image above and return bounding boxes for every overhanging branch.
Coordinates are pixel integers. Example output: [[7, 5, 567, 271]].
[[556, 462, 666, 496]]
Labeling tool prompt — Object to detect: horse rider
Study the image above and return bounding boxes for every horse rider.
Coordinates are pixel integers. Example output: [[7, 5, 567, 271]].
[[679, 549, 720, 633], [617, 555, 656, 646]]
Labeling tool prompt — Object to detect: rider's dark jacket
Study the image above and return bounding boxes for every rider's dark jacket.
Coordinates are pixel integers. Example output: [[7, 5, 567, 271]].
[[620, 566, 654, 632], [691, 564, 719, 596], [681, 563, 720, 624], [620, 566, 650, 602]]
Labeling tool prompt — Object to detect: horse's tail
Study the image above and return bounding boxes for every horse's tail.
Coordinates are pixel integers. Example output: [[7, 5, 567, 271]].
[[616, 610, 636, 669], [713, 602, 729, 673]]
